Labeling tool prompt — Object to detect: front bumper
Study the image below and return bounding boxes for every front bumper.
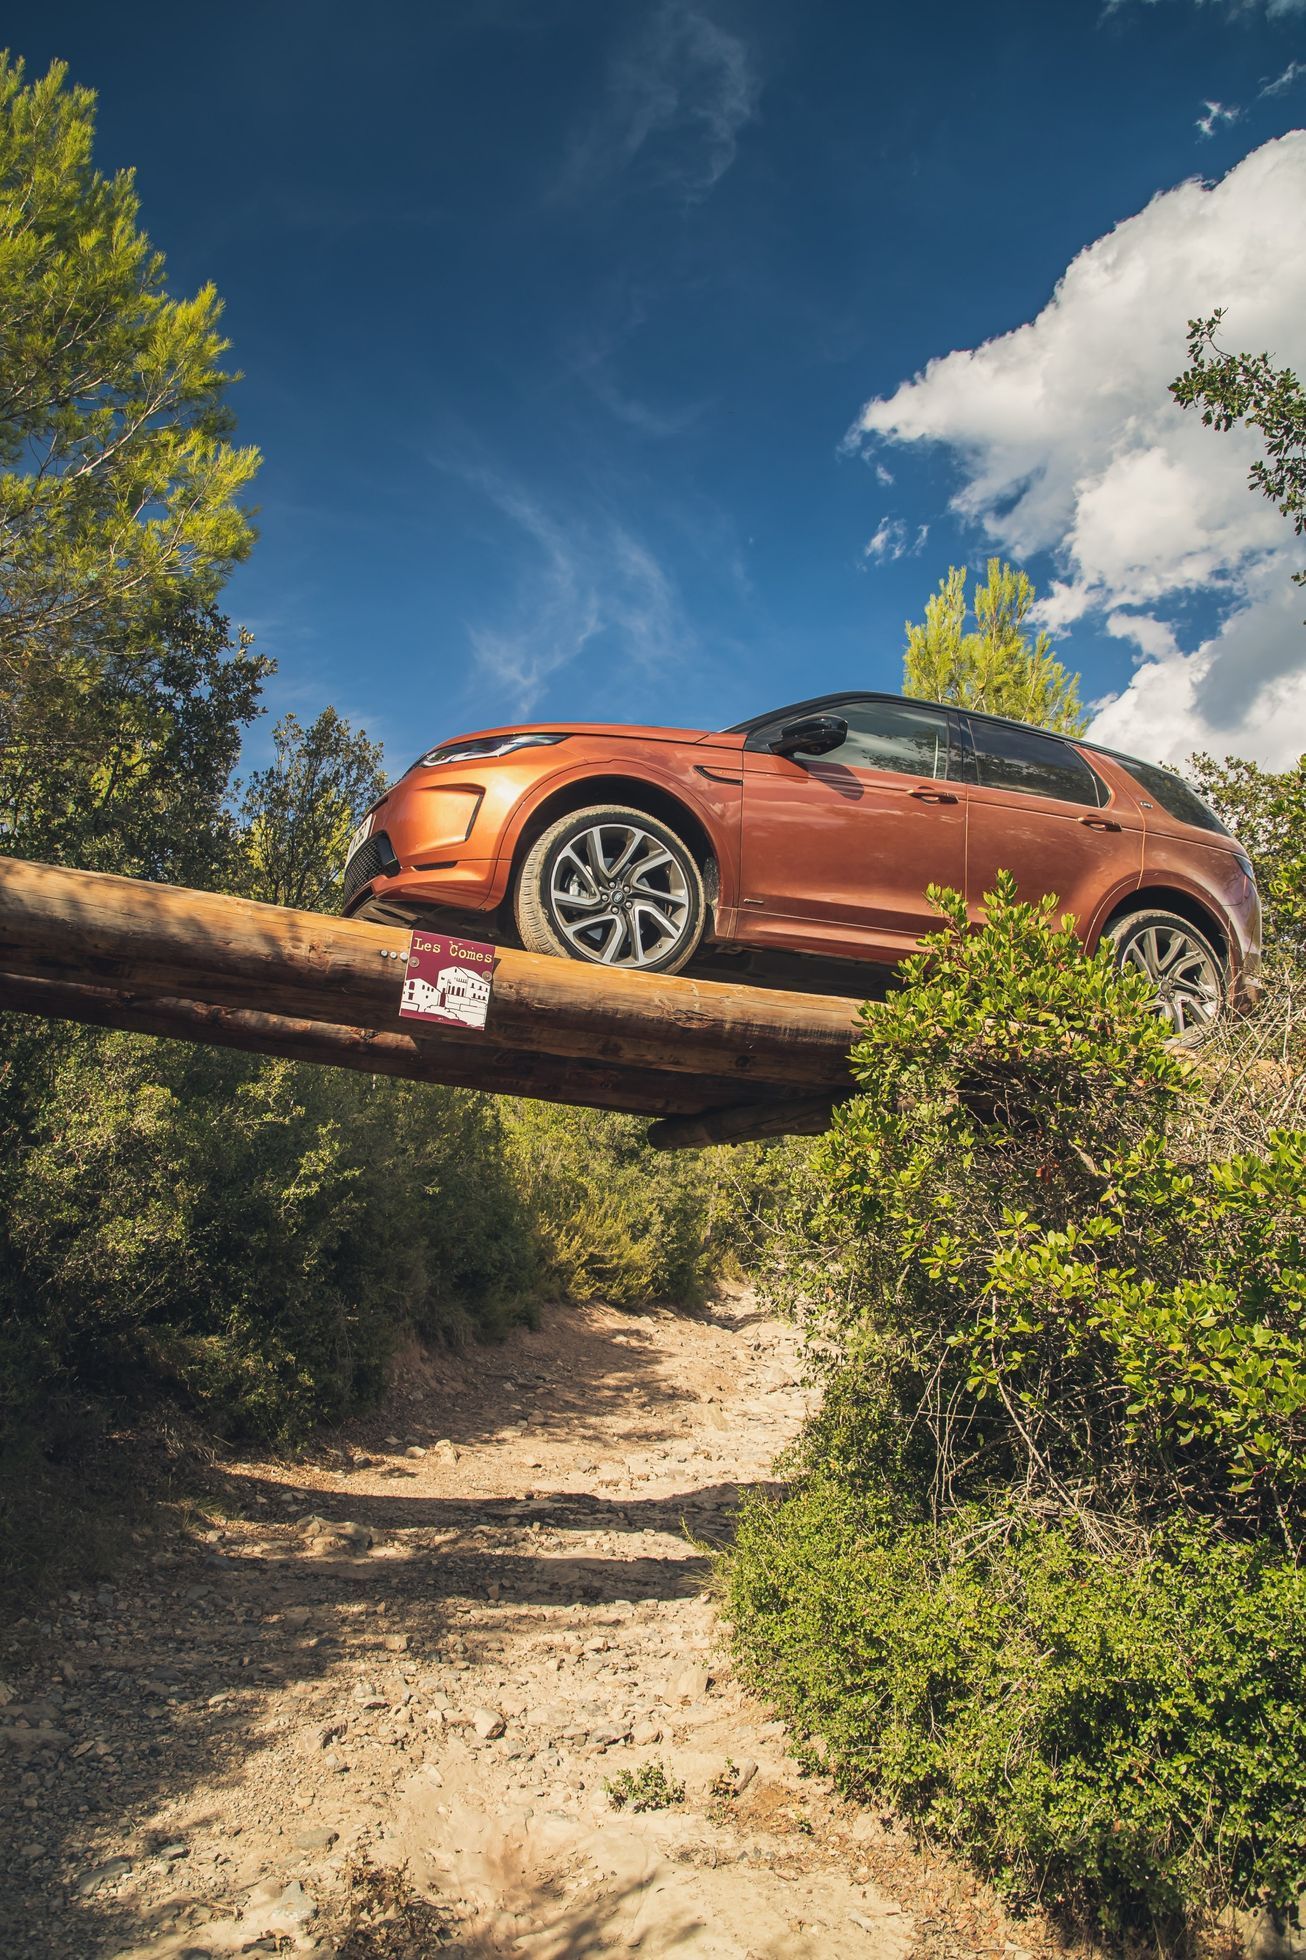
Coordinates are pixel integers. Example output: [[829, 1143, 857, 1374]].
[[342, 773, 509, 919]]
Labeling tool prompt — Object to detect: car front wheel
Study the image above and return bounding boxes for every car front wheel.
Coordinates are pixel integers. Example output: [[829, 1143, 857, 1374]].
[[514, 804, 707, 973], [1109, 908, 1225, 1037]]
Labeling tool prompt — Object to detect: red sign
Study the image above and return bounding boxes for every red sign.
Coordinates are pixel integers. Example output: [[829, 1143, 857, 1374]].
[[399, 931, 496, 1031]]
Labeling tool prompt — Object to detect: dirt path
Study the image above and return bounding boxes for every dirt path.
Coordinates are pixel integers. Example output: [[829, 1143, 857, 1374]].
[[0, 1294, 1055, 1958]]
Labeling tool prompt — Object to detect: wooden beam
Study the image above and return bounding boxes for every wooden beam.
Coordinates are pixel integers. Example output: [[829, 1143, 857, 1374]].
[[646, 1095, 843, 1151], [0, 856, 862, 1091], [0, 972, 822, 1120]]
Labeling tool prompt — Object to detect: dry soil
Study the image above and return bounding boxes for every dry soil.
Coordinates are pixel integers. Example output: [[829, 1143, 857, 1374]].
[[0, 1292, 1066, 1959]]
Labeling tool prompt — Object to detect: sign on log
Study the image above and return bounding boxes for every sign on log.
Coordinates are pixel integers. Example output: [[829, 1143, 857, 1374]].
[[400, 931, 496, 1032]]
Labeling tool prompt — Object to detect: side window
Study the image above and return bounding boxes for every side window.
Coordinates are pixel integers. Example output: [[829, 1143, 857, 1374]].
[[1117, 756, 1229, 834], [837, 700, 950, 780], [967, 720, 1101, 806]]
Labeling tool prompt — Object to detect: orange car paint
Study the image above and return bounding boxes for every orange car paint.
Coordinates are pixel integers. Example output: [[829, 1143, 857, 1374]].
[[344, 698, 1261, 1002]]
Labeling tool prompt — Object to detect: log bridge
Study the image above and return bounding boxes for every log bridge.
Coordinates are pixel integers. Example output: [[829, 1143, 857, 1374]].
[[0, 857, 864, 1149]]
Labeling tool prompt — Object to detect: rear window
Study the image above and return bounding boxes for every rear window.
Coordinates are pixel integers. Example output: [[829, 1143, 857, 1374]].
[[967, 719, 1103, 807], [1113, 755, 1231, 835]]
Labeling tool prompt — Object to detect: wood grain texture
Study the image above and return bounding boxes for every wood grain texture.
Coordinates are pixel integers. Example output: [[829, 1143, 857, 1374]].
[[0, 972, 825, 1119], [0, 856, 862, 1092]]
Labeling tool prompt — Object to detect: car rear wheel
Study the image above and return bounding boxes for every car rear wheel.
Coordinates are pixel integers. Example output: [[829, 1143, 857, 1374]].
[[1108, 908, 1225, 1037], [514, 805, 707, 974]]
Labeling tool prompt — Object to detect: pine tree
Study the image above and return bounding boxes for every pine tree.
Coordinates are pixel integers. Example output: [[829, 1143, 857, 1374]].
[[0, 56, 260, 728], [902, 559, 1086, 734]]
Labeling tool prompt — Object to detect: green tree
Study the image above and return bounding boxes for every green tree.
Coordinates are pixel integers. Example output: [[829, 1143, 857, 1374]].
[[1186, 750, 1306, 949], [902, 559, 1086, 733], [0, 601, 270, 889], [240, 708, 387, 912], [1171, 310, 1306, 588], [0, 55, 259, 729]]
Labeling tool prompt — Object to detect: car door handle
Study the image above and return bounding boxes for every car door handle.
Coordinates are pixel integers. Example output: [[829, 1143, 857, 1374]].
[[909, 786, 958, 802], [1079, 815, 1121, 831]]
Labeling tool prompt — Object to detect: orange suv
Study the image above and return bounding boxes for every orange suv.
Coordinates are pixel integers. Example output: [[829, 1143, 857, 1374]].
[[343, 692, 1261, 1033]]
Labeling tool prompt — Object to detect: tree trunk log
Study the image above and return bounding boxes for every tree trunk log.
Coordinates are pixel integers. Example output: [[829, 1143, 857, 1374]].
[[0, 971, 819, 1119], [645, 1095, 843, 1151], [0, 857, 862, 1092]]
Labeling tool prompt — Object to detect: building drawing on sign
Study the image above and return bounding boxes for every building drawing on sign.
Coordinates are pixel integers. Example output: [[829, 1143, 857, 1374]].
[[402, 963, 492, 1029]]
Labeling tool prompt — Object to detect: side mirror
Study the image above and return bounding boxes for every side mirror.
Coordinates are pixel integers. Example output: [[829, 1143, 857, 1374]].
[[769, 713, 848, 759]]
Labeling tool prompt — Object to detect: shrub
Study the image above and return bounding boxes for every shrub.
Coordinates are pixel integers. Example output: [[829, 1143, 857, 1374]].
[[0, 1031, 759, 1459], [726, 879, 1306, 1940], [727, 1480, 1306, 1936], [604, 1760, 685, 1812], [0, 1032, 537, 1443], [787, 877, 1305, 1543], [501, 1101, 750, 1310]]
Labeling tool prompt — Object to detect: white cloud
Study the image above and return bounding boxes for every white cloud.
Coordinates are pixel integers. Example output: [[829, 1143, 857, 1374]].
[[1107, 0, 1306, 17], [458, 474, 691, 714], [1261, 58, 1306, 94], [1196, 99, 1241, 137], [1091, 564, 1306, 766], [863, 517, 929, 563], [1106, 611, 1183, 662], [864, 518, 905, 561], [557, 4, 759, 203], [848, 132, 1306, 766]]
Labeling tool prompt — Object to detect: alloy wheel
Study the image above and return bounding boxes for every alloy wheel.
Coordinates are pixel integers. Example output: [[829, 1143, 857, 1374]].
[[1118, 920, 1222, 1036], [548, 820, 694, 967]]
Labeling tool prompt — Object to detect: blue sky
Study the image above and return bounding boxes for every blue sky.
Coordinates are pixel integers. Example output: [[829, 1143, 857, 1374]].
[[17, 0, 1306, 767]]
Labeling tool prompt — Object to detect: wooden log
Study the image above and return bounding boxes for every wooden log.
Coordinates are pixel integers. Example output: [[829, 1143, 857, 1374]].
[[0, 856, 862, 1090], [646, 1094, 843, 1151], [0, 972, 811, 1120]]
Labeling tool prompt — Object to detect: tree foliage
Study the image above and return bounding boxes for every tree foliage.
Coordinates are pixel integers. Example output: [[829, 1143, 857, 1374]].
[[1186, 749, 1306, 949], [902, 559, 1086, 733], [0, 55, 259, 730], [239, 708, 387, 913], [0, 601, 269, 888], [727, 880, 1306, 1936], [1171, 310, 1306, 588]]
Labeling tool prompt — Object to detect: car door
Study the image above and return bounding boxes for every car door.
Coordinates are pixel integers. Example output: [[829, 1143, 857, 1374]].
[[960, 716, 1144, 933], [736, 696, 967, 961]]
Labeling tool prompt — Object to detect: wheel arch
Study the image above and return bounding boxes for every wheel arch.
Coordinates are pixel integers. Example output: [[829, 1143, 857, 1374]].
[[1101, 885, 1229, 964], [505, 774, 721, 903]]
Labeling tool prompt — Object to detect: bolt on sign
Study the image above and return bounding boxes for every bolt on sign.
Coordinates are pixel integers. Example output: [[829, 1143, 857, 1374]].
[[399, 931, 496, 1031]]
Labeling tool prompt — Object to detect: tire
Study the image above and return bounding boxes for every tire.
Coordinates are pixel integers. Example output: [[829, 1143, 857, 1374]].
[[1107, 907, 1226, 1038], [514, 804, 707, 974]]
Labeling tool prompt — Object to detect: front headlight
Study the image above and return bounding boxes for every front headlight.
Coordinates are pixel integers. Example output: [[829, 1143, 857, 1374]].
[[417, 733, 567, 768]]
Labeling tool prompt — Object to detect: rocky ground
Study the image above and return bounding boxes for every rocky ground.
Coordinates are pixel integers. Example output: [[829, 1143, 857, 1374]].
[[0, 1292, 1071, 1958]]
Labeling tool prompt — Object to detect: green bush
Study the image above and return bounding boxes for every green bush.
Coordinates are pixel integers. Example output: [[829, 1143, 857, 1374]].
[[501, 1101, 752, 1310], [0, 1031, 538, 1442], [787, 876, 1305, 1541], [0, 1030, 759, 1459], [604, 1760, 686, 1812], [727, 879, 1306, 1940], [727, 1479, 1306, 1935]]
